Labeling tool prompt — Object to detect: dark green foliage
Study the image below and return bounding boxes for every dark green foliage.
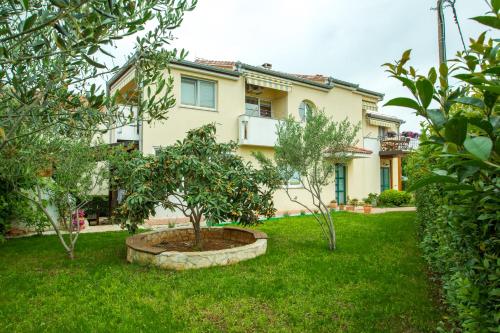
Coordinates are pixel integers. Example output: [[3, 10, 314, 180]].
[[0, 0, 196, 256], [384, 3, 499, 330], [83, 196, 110, 219], [111, 124, 281, 247], [366, 192, 379, 206], [0, 212, 444, 332], [378, 190, 412, 207], [0, 177, 49, 238]]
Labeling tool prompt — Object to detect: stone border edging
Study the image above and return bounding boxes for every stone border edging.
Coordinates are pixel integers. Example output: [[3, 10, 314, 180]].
[[126, 226, 267, 270]]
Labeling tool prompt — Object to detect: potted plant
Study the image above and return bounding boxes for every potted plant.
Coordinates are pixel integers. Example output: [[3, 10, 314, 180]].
[[339, 202, 345, 211], [363, 199, 372, 214], [72, 209, 86, 231], [346, 198, 356, 212], [367, 193, 378, 207], [329, 199, 338, 209]]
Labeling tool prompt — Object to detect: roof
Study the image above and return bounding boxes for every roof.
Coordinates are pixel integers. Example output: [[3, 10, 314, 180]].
[[194, 58, 236, 70], [346, 146, 373, 155], [325, 146, 373, 156], [107, 56, 384, 99], [366, 111, 405, 124], [195, 59, 384, 97]]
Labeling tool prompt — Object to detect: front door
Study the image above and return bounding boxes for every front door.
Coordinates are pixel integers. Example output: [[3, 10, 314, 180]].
[[380, 167, 391, 192], [335, 164, 347, 204]]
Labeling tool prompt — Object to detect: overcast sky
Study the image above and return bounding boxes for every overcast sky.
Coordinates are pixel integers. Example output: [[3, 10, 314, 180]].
[[111, 0, 491, 131]]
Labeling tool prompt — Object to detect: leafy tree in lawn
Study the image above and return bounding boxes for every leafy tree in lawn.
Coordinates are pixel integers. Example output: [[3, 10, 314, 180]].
[[10, 131, 107, 259], [111, 124, 281, 249], [270, 109, 359, 251], [383, 2, 499, 330], [0, 0, 195, 254]]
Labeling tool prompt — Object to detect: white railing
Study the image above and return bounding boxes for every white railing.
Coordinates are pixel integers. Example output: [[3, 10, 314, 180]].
[[379, 135, 419, 152], [115, 105, 139, 142], [238, 114, 280, 147]]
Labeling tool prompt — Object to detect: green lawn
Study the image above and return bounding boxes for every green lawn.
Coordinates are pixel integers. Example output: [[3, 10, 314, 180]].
[[0, 212, 443, 332]]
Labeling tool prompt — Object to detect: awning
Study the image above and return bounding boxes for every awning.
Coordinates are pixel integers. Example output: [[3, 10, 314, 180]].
[[368, 117, 398, 130], [110, 67, 136, 92], [243, 71, 292, 92]]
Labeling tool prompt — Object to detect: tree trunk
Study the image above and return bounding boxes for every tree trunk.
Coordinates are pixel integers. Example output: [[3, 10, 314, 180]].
[[326, 214, 337, 251], [328, 228, 336, 251], [192, 218, 202, 250], [68, 248, 74, 260]]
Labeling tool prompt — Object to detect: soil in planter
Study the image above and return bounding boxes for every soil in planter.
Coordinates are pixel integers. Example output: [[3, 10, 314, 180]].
[[153, 238, 247, 252]]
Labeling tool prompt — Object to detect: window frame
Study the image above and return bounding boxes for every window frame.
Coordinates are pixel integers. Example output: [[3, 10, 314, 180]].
[[180, 76, 217, 111], [298, 100, 315, 122], [245, 95, 273, 118], [287, 170, 302, 187]]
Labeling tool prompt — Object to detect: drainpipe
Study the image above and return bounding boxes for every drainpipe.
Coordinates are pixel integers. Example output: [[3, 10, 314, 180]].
[[437, 0, 447, 65]]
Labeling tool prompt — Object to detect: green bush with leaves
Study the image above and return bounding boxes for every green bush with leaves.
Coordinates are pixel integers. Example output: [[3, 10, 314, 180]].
[[111, 124, 281, 249], [383, 2, 499, 330], [378, 190, 412, 207]]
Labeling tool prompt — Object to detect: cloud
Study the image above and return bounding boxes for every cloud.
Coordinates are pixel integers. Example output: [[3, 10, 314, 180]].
[[111, 0, 491, 131]]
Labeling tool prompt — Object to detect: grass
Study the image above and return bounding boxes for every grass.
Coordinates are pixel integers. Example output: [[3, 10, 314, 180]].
[[0, 212, 443, 332]]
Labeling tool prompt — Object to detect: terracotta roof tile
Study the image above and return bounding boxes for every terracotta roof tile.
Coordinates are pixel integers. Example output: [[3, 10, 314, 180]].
[[346, 146, 373, 154], [194, 59, 331, 83], [194, 58, 236, 70], [292, 74, 329, 83]]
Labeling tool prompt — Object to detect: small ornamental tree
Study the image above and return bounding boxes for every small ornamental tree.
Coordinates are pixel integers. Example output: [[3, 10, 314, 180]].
[[272, 109, 359, 251], [12, 133, 107, 259], [111, 124, 281, 249]]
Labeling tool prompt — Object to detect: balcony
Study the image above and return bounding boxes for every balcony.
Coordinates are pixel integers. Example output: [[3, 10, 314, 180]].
[[379, 135, 419, 156], [115, 105, 139, 142], [238, 115, 280, 147], [116, 123, 139, 142]]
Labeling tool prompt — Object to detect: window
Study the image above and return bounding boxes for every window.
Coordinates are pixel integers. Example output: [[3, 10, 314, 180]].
[[378, 126, 388, 138], [245, 96, 272, 118], [298, 101, 315, 122], [287, 170, 301, 187], [181, 77, 216, 109]]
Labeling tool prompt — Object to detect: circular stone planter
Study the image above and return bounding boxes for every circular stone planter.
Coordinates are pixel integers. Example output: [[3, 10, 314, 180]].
[[126, 227, 268, 270]]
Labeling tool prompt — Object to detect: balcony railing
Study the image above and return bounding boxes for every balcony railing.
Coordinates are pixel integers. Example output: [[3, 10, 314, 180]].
[[238, 114, 280, 147], [115, 105, 139, 142], [116, 123, 139, 142], [379, 135, 419, 153]]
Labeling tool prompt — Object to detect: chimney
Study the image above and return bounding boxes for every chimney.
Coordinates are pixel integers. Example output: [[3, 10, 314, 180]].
[[262, 63, 272, 70]]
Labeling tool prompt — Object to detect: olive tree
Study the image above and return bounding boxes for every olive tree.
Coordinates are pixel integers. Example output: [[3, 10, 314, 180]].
[[111, 124, 281, 249], [13, 132, 107, 259], [0, 0, 197, 148], [272, 110, 359, 251], [0, 0, 196, 251]]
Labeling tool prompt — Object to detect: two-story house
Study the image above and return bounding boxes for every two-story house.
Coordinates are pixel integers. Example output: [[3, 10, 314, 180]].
[[107, 58, 417, 224]]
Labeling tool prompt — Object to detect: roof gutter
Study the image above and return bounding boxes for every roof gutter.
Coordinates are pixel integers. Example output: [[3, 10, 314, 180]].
[[106, 57, 385, 99]]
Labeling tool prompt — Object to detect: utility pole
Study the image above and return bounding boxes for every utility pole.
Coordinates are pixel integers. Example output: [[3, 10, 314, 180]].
[[437, 0, 447, 65]]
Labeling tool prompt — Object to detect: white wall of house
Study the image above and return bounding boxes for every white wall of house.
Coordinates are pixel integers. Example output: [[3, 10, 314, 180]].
[[108, 62, 404, 222]]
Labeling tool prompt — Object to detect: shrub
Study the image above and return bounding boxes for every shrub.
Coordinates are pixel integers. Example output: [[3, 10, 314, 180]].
[[383, 5, 499, 330], [366, 193, 378, 206], [378, 190, 412, 207], [348, 198, 359, 207]]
